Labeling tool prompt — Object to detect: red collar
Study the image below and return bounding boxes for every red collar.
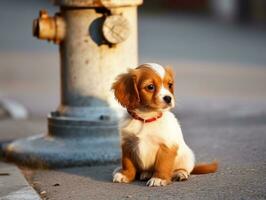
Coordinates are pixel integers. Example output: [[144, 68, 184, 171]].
[[127, 110, 163, 123]]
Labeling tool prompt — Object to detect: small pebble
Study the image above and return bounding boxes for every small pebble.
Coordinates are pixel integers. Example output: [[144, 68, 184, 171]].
[[40, 191, 47, 197], [53, 183, 60, 186], [0, 172, 9, 176]]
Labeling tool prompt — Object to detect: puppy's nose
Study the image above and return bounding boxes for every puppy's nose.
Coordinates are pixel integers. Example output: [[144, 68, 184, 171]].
[[163, 96, 172, 104]]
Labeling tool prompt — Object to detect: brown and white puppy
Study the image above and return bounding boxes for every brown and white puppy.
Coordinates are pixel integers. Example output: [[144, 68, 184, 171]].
[[112, 63, 217, 187]]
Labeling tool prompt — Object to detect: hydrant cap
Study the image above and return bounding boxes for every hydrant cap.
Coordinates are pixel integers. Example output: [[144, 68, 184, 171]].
[[53, 0, 143, 7]]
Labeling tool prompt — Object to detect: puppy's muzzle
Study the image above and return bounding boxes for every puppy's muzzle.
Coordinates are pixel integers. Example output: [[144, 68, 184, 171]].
[[163, 96, 172, 104]]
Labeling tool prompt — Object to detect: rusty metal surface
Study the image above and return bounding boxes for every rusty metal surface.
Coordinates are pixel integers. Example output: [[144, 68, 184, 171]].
[[32, 5, 139, 122], [3, 2, 140, 168], [53, 0, 143, 8], [33, 10, 65, 44], [58, 7, 138, 121]]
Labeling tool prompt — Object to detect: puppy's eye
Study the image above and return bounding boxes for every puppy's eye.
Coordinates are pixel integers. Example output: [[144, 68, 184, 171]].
[[146, 84, 155, 91], [168, 83, 173, 89]]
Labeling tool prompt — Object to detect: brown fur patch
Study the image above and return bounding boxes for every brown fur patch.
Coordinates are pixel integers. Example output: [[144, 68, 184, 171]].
[[119, 142, 138, 182], [152, 144, 178, 183], [135, 67, 163, 110], [165, 66, 174, 79], [164, 66, 174, 94], [191, 161, 218, 174], [112, 70, 140, 110], [122, 135, 141, 169]]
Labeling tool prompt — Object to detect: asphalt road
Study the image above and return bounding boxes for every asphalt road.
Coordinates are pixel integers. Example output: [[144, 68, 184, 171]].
[[21, 99, 265, 200]]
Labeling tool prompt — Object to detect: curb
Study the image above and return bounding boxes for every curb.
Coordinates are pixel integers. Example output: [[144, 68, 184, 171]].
[[0, 162, 40, 200]]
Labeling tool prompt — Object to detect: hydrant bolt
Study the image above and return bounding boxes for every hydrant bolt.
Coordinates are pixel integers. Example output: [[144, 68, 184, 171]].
[[33, 10, 65, 44]]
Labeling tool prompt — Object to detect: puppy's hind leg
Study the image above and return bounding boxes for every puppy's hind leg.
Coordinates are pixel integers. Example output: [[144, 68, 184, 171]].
[[172, 169, 189, 181], [172, 146, 195, 182]]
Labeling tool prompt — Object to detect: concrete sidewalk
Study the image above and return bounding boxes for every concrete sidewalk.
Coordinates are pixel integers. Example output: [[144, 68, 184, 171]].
[[0, 162, 40, 200], [0, 99, 265, 200]]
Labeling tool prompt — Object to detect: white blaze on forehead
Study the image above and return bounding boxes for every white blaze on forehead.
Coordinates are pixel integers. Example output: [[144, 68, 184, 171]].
[[159, 86, 171, 96], [143, 63, 165, 79], [158, 85, 175, 108]]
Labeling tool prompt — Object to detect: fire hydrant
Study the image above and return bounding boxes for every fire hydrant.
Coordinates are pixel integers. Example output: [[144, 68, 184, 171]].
[[3, 0, 142, 168]]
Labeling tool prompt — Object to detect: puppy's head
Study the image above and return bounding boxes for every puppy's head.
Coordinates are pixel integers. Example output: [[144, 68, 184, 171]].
[[112, 63, 175, 111]]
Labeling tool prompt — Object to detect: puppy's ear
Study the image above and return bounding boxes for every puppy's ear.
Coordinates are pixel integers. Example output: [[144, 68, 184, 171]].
[[112, 70, 140, 110], [165, 66, 174, 79], [165, 66, 175, 94]]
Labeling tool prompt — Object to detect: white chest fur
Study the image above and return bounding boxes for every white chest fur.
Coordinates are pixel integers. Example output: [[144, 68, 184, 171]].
[[119, 111, 185, 170]]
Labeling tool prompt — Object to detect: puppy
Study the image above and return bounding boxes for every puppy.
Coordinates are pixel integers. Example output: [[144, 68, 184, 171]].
[[112, 63, 217, 187]]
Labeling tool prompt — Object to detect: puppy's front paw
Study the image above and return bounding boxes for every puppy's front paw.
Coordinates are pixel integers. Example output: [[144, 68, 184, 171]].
[[146, 177, 169, 187], [113, 172, 129, 183], [112, 166, 122, 176]]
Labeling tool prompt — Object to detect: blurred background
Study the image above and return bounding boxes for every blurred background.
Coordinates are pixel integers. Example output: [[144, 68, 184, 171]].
[[0, 0, 266, 118]]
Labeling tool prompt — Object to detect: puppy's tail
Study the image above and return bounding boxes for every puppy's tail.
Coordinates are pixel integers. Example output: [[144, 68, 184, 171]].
[[191, 161, 218, 174]]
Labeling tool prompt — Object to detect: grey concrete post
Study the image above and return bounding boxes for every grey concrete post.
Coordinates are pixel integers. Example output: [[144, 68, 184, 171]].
[[3, 0, 142, 168]]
